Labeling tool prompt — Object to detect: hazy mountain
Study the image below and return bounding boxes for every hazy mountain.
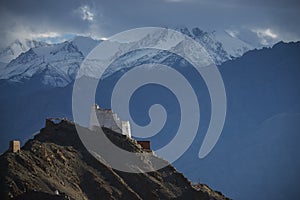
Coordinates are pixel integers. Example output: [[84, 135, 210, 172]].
[[177, 41, 300, 200]]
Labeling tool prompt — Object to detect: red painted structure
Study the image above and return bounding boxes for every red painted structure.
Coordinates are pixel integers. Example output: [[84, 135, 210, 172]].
[[137, 141, 151, 151]]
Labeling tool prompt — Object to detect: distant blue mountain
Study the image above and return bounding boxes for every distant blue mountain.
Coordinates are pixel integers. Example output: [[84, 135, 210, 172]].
[[94, 41, 300, 200], [0, 41, 300, 200], [176, 41, 300, 200]]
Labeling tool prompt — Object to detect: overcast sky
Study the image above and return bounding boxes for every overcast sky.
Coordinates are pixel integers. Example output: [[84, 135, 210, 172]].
[[0, 0, 299, 47]]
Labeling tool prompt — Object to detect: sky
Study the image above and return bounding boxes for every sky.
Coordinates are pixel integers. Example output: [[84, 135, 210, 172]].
[[0, 0, 299, 47]]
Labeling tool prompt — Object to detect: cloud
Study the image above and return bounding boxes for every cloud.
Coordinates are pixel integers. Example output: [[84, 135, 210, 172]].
[[78, 5, 94, 22], [31, 32, 61, 38], [224, 26, 283, 47], [251, 28, 278, 45], [0, 0, 299, 48], [252, 28, 277, 39], [0, 1, 109, 47]]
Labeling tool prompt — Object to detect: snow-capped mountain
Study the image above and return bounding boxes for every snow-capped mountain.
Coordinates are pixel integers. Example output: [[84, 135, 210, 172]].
[[0, 37, 100, 87], [0, 28, 253, 87], [176, 27, 253, 61], [76, 27, 253, 80], [0, 39, 48, 64], [213, 30, 253, 57], [70, 35, 100, 56]]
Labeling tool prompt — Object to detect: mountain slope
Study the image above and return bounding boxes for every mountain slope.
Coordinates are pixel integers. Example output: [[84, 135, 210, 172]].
[[0, 37, 100, 87], [0, 39, 48, 64], [0, 119, 229, 200], [90, 41, 300, 200], [175, 41, 300, 200], [1, 39, 299, 199], [0, 28, 252, 87], [175, 27, 252, 62], [214, 30, 253, 57]]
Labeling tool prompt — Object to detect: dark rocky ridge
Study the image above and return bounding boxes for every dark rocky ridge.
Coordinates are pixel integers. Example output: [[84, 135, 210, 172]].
[[0, 119, 229, 200]]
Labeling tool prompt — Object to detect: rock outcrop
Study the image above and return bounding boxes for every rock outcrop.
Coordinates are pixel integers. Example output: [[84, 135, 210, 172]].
[[0, 119, 229, 200]]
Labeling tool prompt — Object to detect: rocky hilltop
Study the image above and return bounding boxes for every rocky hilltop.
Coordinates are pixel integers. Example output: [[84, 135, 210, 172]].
[[0, 119, 229, 200]]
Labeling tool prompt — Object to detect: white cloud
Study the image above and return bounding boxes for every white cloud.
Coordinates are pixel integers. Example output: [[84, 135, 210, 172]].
[[30, 32, 60, 38], [0, 24, 74, 46], [79, 5, 94, 22], [255, 28, 278, 39], [251, 28, 278, 45]]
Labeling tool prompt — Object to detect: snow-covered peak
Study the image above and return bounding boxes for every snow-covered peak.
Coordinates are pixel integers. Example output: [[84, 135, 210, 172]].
[[0, 39, 48, 64], [0, 29, 255, 87], [32, 41, 83, 61], [175, 27, 253, 62], [78, 27, 241, 79], [0, 35, 103, 87], [70, 36, 101, 56], [214, 30, 253, 58]]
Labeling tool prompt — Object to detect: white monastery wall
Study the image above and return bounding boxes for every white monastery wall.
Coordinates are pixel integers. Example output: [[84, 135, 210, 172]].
[[89, 104, 131, 137]]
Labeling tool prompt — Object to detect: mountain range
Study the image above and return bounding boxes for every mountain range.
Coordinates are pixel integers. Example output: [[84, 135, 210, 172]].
[[0, 27, 300, 200], [0, 39, 48, 64], [0, 28, 252, 87]]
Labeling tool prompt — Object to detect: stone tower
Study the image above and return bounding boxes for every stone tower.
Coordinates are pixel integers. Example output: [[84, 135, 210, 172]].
[[9, 140, 20, 153]]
